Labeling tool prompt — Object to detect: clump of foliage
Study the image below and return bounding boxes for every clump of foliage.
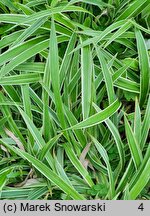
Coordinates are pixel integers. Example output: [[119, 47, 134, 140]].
[[0, 0, 149, 200]]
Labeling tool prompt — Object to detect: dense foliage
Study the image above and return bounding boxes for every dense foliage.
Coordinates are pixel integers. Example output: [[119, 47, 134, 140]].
[[0, 0, 149, 200]]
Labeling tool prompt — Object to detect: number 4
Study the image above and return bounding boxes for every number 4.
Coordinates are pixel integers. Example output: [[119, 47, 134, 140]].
[[138, 203, 144, 211]]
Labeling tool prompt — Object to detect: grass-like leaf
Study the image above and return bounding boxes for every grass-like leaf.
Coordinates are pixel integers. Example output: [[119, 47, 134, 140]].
[[69, 99, 121, 129], [135, 28, 150, 106], [0, 141, 85, 200], [0, 0, 149, 200], [124, 115, 143, 170]]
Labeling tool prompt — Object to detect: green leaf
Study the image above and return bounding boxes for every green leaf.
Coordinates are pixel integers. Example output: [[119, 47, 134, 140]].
[[50, 18, 66, 131], [64, 106, 87, 147], [104, 21, 132, 48], [27, 187, 48, 200], [81, 42, 93, 119], [38, 134, 62, 161], [0, 39, 49, 78], [0, 169, 12, 192], [114, 78, 140, 93], [134, 98, 141, 143], [70, 20, 127, 53], [0, 36, 46, 67], [116, 0, 150, 21], [64, 143, 94, 187], [70, 0, 111, 8], [12, 17, 48, 47], [21, 6, 92, 24], [69, 99, 121, 129], [90, 135, 115, 199], [0, 141, 85, 200], [0, 92, 27, 148], [17, 106, 55, 170], [21, 84, 34, 153], [60, 33, 77, 87], [0, 73, 41, 85], [124, 115, 143, 170], [135, 28, 150, 106], [96, 47, 115, 104], [93, 103, 125, 170], [129, 158, 150, 200], [140, 95, 150, 148]]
